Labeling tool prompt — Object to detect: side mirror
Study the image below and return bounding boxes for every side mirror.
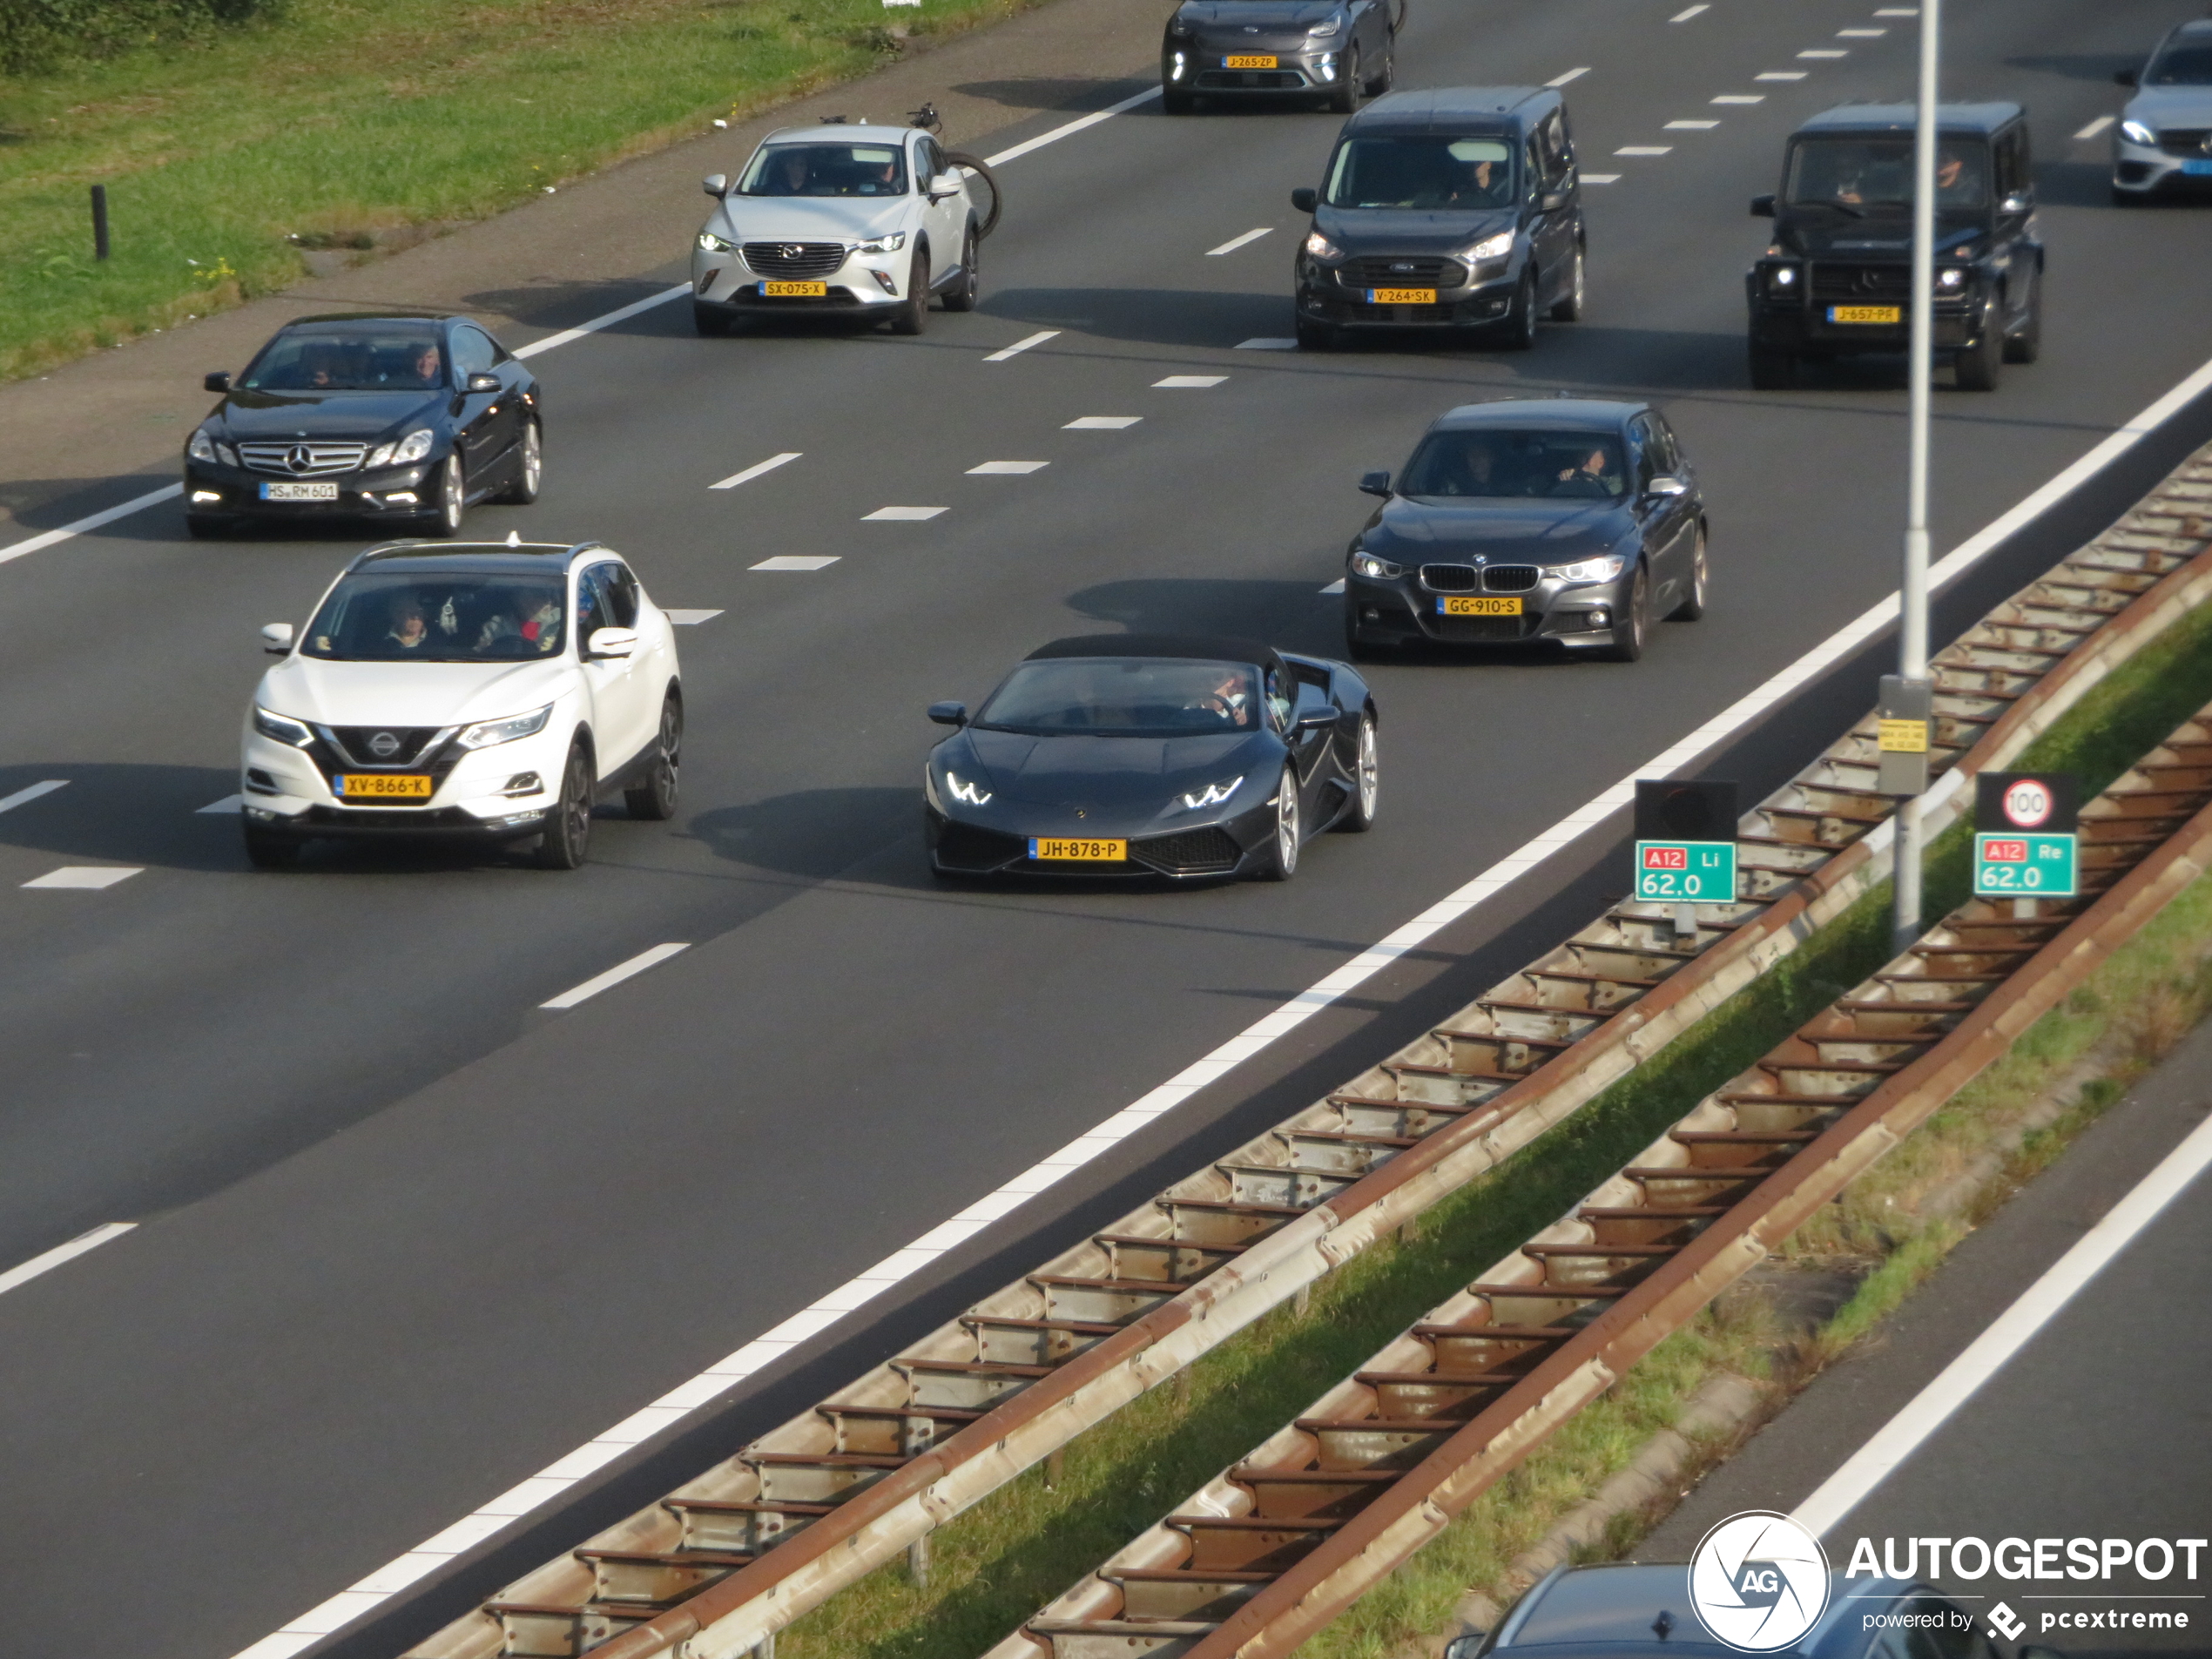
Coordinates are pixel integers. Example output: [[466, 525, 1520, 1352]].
[[205, 371, 232, 393], [1359, 469, 1392, 497], [927, 700, 968, 726], [587, 625, 638, 659], [260, 622, 295, 654], [2000, 191, 2032, 214], [1291, 186, 1318, 213], [465, 372, 502, 394], [1295, 705, 1339, 732], [1644, 474, 1690, 499], [1444, 1637, 1488, 1659], [2114, 67, 2137, 87], [703, 173, 729, 196], [1538, 188, 1569, 213], [927, 171, 963, 199], [1750, 193, 1777, 218]]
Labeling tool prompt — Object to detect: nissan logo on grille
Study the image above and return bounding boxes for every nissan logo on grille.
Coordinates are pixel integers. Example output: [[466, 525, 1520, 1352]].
[[287, 445, 314, 474], [368, 731, 401, 759]]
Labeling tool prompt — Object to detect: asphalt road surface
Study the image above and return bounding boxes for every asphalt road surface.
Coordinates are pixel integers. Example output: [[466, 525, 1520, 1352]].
[[1643, 1016, 2212, 1655], [3, 1, 2211, 1655]]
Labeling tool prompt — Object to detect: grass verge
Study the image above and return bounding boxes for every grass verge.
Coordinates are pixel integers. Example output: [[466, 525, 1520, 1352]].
[[771, 599, 2212, 1659], [0, 0, 1039, 380]]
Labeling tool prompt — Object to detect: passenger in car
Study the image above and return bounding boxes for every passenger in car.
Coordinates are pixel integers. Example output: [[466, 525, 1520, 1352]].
[[385, 597, 435, 652]]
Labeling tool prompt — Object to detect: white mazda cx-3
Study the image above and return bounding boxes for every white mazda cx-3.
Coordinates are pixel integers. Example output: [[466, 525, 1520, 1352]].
[[241, 537, 682, 868]]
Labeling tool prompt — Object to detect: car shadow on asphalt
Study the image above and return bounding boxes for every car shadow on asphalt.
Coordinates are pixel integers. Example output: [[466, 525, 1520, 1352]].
[[685, 785, 920, 881], [1065, 575, 1345, 654], [2005, 51, 2141, 83]]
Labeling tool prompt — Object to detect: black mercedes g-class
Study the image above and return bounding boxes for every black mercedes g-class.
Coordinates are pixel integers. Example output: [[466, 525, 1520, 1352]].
[[1744, 101, 2044, 391]]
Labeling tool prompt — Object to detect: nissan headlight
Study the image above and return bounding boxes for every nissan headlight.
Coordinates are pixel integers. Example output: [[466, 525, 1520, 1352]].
[[1304, 229, 1344, 260], [853, 231, 907, 255], [1177, 775, 1244, 813], [253, 707, 314, 747], [1351, 551, 1403, 579], [698, 230, 736, 253], [946, 771, 992, 806], [458, 705, 553, 750], [1555, 554, 1627, 584], [1306, 13, 1345, 34], [1466, 231, 1514, 263], [2120, 118, 2155, 146]]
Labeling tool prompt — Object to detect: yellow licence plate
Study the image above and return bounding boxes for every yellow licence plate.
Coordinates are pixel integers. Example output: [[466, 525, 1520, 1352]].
[[1224, 53, 1278, 68], [1368, 287, 1438, 305], [334, 773, 434, 799], [762, 280, 829, 297], [1029, 836, 1128, 862], [1828, 304, 1901, 324], [1438, 596, 1522, 617]]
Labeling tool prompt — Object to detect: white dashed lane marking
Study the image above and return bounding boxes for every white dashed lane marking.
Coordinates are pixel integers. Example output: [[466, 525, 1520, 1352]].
[[1206, 228, 1271, 256], [711, 452, 801, 490], [968, 461, 1049, 475], [1547, 66, 1589, 86], [1154, 375, 1226, 388], [1798, 49, 1847, 58], [863, 506, 948, 521], [1713, 94, 1764, 105], [750, 556, 839, 571], [1237, 338, 1299, 349], [1670, 3, 1708, 19], [1665, 119, 1719, 130], [0, 779, 68, 815], [199, 796, 243, 814], [983, 329, 1059, 362], [1875, 6, 1919, 13], [24, 867, 141, 890], [541, 943, 690, 1011], [1065, 415, 1141, 429], [0, 1223, 137, 1298], [1616, 145, 1673, 157], [1318, 578, 1345, 596], [2075, 115, 2114, 141], [664, 610, 724, 624], [1757, 70, 1809, 80], [1838, 27, 1885, 36], [1581, 172, 1622, 184]]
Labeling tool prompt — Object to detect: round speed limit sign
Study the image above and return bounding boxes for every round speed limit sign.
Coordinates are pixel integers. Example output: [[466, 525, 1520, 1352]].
[[2002, 778, 2054, 828]]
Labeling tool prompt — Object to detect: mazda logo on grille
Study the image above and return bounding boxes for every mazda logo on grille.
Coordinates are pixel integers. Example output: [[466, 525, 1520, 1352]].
[[368, 731, 401, 758], [780, 243, 805, 259], [286, 445, 314, 474]]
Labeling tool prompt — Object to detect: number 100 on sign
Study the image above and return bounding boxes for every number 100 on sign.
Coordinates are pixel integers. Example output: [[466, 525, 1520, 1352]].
[[1635, 840, 1736, 902]]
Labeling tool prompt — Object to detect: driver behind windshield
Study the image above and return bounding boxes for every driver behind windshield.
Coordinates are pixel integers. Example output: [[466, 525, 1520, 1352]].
[[1326, 136, 1515, 210], [1789, 139, 1986, 209], [1399, 431, 1628, 500], [738, 142, 908, 198]]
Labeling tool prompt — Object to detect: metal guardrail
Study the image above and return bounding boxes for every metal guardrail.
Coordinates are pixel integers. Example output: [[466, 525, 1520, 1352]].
[[402, 443, 2212, 1659], [993, 697, 2212, 1659]]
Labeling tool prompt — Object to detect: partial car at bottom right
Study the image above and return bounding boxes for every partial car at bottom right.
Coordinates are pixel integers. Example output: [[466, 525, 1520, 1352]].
[[2112, 18, 2212, 203]]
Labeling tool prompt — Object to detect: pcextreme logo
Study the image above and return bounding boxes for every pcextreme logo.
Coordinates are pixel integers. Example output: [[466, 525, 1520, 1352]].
[[1691, 1512, 1833, 1652]]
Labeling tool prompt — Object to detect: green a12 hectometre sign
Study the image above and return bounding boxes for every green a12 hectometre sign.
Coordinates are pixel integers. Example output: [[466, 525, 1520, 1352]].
[[1635, 839, 1738, 902], [1973, 772, 2080, 900]]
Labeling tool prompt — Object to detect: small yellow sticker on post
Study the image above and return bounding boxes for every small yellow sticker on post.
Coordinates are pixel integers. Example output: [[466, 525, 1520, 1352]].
[[1878, 718, 1929, 753]]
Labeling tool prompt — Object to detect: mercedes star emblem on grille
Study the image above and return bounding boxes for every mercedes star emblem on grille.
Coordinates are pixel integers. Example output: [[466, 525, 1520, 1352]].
[[287, 445, 314, 473], [368, 731, 401, 758]]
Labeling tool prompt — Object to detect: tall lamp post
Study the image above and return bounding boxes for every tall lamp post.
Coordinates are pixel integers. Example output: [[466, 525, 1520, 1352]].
[[1882, 0, 1940, 954]]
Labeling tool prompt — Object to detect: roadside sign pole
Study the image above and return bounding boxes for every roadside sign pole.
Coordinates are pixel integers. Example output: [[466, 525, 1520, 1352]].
[[1894, 0, 1942, 956]]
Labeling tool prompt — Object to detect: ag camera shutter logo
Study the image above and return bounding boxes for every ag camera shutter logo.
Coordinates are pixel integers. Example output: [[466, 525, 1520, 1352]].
[[1689, 1511, 1831, 1652]]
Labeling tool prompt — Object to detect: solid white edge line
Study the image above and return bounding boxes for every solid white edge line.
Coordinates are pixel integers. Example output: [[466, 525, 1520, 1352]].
[[10, 87, 1157, 570], [1547, 66, 1590, 86], [711, 452, 802, 489], [539, 943, 689, 1010], [511, 284, 693, 360], [0, 1221, 137, 1297], [228, 346, 2212, 1659], [983, 328, 1060, 362], [1206, 227, 1272, 257], [0, 779, 68, 815], [0, 482, 181, 568], [1793, 1109, 2212, 1538], [981, 85, 1161, 168], [2074, 115, 2114, 142]]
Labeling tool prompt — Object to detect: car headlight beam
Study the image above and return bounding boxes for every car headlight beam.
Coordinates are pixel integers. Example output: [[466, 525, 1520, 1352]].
[[1466, 230, 1514, 263], [947, 771, 992, 806], [1177, 774, 1244, 813], [1306, 14, 1344, 33], [457, 705, 554, 750], [1351, 551, 1404, 579], [2120, 118, 2155, 146], [698, 230, 737, 253], [1936, 266, 1966, 292], [853, 231, 907, 256], [1555, 553, 1628, 584], [1304, 229, 1344, 260], [189, 429, 218, 463], [253, 707, 314, 747]]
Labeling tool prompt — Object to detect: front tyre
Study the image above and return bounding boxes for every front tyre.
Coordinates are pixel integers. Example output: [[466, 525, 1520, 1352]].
[[1748, 343, 1796, 389], [624, 693, 683, 820], [692, 301, 732, 337], [2003, 272, 2042, 364], [942, 228, 980, 313], [1338, 713, 1379, 832], [241, 823, 300, 867], [185, 514, 233, 540], [533, 743, 594, 869], [1256, 765, 1302, 880], [1501, 269, 1538, 351], [499, 419, 543, 504], [428, 454, 466, 537], [1668, 524, 1708, 621], [1163, 84, 1196, 115], [1953, 309, 2003, 391], [1602, 562, 1649, 662], [889, 249, 931, 336], [1296, 317, 1336, 351], [1548, 241, 1586, 322], [1328, 46, 1362, 114]]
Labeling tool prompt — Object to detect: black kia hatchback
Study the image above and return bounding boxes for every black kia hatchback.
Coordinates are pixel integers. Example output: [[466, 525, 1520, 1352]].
[[1291, 86, 1586, 350], [185, 312, 543, 538]]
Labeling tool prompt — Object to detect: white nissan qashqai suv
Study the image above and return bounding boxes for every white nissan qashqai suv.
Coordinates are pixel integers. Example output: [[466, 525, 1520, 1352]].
[[241, 538, 681, 869], [691, 120, 982, 336]]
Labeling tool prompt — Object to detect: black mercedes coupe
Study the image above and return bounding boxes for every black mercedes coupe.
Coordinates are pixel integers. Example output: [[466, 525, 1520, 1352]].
[[1342, 397, 1707, 661], [923, 635, 1379, 881], [184, 312, 542, 539]]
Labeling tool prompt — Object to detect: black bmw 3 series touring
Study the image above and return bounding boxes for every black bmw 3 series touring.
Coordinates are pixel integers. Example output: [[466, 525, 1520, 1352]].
[[184, 312, 542, 538]]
